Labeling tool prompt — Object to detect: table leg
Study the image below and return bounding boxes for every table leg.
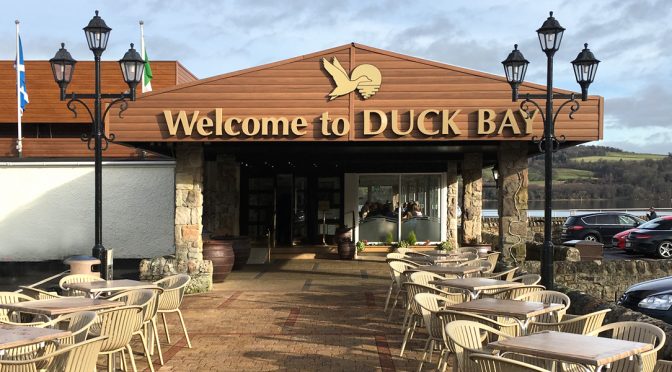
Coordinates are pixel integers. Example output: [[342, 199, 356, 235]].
[[469, 290, 481, 300]]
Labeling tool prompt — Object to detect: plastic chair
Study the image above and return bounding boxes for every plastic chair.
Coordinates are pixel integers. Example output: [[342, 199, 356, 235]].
[[512, 274, 542, 285], [482, 285, 545, 300], [439, 309, 521, 338], [457, 247, 479, 255], [155, 274, 193, 348], [396, 247, 430, 258], [513, 290, 570, 323], [470, 354, 552, 372], [483, 251, 500, 271], [58, 274, 104, 297], [386, 260, 420, 318], [39, 311, 97, 345], [96, 305, 144, 372], [655, 360, 672, 372], [444, 320, 512, 372], [0, 291, 34, 322], [414, 293, 452, 371], [384, 255, 416, 312], [18, 286, 62, 300], [484, 266, 519, 281], [527, 308, 610, 335], [0, 336, 107, 372], [399, 283, 466, 357], [410, 271, 456, 286], [587, 321, 665, 372]]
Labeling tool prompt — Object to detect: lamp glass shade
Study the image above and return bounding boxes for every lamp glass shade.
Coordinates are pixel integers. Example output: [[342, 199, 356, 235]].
[[492, 167, 500, 181], [536, 11, 565, 53], [119, 43, 145, 87], [501, 44, 529, 85], [83, 11, 111, 53], [572, 43, 600, 84], [49, 43, 77, 86]]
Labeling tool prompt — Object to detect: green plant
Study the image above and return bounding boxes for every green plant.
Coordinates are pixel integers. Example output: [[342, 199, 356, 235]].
[[384, 232, 394, 246], [356, 241, 366, 253], [397, 240, 410, 249], [436, 240, 454, 252], [407, 231, 417, 246]]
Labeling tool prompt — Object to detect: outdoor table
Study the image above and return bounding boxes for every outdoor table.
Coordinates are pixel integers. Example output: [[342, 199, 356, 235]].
[[445, 298, 563, 333], [0, 297, 124, 321], [0, 323, 70, 353], [429, 277, 523, 298], [64, 279, 156, 298], [422, 265, 483, 279], [488, 331, 653, 371], [433, 256, 470, 264], [421, 250, 458, 257]]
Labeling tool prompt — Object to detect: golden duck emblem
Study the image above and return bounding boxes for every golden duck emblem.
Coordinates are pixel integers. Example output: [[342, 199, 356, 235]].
[[322, 57, 382, 100]]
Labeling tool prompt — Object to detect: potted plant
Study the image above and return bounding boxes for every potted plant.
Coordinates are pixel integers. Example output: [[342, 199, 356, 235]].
[[356, 241, 366, 254], [407, 231, 417, 246], [436, 240, 454, 252]]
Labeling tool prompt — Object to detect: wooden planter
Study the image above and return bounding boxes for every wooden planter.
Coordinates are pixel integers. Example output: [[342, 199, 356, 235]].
[[203, 239, 234, 282]]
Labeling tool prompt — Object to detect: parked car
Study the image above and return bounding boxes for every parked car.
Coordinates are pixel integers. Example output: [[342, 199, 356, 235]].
[[618, 276, 672, 323], [625, 216, 672, 258], [560, 212, 645, 246], [612, 228, 640, 252]]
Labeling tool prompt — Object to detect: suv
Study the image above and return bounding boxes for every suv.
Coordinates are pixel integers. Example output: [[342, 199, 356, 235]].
[[561, 212, 645, 245]]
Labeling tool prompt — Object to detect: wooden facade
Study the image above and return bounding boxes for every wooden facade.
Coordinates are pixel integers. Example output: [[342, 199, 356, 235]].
[[109, 43, 603, 143]]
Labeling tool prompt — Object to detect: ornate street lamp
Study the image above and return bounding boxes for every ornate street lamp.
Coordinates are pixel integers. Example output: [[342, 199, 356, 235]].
[[501, 11, 599, 289], [50, 11, 144, 279]]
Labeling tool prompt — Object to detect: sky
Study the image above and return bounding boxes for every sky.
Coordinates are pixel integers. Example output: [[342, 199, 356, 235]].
[[2, 0, 670, 154]]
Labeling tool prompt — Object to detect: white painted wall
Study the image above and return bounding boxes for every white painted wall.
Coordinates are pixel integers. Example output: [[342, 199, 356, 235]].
[[0, 161, 175, 261]]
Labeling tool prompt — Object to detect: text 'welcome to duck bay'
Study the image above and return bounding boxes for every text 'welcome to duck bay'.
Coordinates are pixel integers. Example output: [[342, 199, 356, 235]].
[[163, 108, 540, 139]]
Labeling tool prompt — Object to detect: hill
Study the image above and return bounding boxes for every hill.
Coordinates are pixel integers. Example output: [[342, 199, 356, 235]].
[[484, 145, 672, 201]]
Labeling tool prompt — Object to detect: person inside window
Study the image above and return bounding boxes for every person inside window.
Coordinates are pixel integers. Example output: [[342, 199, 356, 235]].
[[647, 207, 658, 221]]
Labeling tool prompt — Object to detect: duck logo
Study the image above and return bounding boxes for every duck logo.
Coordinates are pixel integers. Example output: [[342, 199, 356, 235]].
[[322, 57, 382, 100]]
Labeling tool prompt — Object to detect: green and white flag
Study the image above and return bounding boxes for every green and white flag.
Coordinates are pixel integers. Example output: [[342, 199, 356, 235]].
[[140, 21, 152, 93]]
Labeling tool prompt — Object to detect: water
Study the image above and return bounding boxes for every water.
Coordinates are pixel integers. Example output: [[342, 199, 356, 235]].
[[481, 199, 672, 218]]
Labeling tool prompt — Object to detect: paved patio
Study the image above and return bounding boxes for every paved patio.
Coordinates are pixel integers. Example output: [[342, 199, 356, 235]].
[[128, 257, 452, 371]]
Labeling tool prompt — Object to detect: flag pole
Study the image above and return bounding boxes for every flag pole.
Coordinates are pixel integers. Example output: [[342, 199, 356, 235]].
[[140, 20, 145, 93], [15, 20, 22, 158]]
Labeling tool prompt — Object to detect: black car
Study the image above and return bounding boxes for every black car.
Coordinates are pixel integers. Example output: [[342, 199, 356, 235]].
[[626, 216, 672, 258], [618, 276, 672, 323], [560, 212, 645, 245]]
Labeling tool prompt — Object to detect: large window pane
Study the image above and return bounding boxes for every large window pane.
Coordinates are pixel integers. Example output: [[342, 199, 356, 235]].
[[358, 175, 399, 242], [400, 175, 441, 242]]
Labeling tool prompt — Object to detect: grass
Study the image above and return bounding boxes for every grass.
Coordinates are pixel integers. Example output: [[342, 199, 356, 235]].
[[574, 151, 665, 162], [554, 168, 595, 180]]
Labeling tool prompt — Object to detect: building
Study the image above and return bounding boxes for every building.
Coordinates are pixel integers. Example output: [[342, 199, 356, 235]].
[[0, 43, 603, 292]]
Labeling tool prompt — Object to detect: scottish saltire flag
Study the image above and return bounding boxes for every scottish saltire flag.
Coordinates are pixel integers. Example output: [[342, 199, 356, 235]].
[[140, 21, 153, 93], [16, 36, 28, 114]]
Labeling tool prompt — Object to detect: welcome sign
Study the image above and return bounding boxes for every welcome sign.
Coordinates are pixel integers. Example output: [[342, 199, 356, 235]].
[[163, 108, 540, 138]]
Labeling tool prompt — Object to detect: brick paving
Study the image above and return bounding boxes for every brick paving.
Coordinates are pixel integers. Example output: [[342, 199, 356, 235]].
[[119, 258, 454, 371]]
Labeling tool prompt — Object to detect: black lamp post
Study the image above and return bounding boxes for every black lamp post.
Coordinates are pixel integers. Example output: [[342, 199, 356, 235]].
[[49, 11, 144, 280], [501, 11, 599, 289]]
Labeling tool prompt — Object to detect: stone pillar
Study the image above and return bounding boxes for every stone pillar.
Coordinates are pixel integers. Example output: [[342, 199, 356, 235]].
[[446, 161, 459, 250], [203, 154, 240, 236], [461, 153, 483, 244], [139, 143, 213, 294], [497, 142, 529, 264]]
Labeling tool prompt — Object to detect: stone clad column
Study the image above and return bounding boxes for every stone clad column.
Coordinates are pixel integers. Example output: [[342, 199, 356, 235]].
[[497, 142, 529, 264], [140, 143, 213, 294], [446, 161, 459, 249], [461, 153, 483, 244]]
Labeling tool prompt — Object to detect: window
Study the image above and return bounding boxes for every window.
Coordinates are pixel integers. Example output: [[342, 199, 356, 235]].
[[596, 215, 619, 224], [656, 220, 672, 230], [582, 216, 597, 225], [618, 215, 637, 226]]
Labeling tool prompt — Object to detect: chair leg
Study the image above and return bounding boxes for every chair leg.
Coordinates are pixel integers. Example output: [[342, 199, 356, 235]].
[[176, 309, 192, 348], [383, 283, 394, 312], [161, 313, 171, 344], [120, 349, 127, 371], [151, 318, 164, 365], [417, 337, 431, 372], [428, 339, 435, 363], [139, 332, 155, 372], [126, 345, 138, 372], [108, 354, 113, 372], [409, 318, 418, 340], [388, 291, 401, 321], [400, 319, 416, 357], [401, 307, 411, 333]]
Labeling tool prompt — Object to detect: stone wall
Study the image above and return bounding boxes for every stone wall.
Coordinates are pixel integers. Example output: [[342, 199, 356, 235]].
[[139, 143, 213, 293], [497, 142, 528, 264], [446, 161, 459, 249], [203, 154, 240, 236], [461, 153, 482, 244], [521, 259, 672, 303]]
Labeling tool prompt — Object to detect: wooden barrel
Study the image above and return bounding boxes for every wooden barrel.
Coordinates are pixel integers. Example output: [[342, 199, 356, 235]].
[[337, 241, 355, 260], [212, 236, 251, 270], [203, 239, 234, 282]]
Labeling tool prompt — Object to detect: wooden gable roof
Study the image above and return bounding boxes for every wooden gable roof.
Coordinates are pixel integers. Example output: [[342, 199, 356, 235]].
[[109, 43, 603, 142]]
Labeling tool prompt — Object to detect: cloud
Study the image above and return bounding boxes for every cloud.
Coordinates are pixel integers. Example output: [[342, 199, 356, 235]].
[[605, 85, 672, 128]]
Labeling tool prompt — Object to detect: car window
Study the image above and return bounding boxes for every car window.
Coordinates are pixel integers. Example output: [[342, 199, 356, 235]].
[[657, 220, 672, 230], [619, 215, 637, 225], [582, 216, 597, 225], [640, 218, 663, 229], [596, 215, 619, 224]]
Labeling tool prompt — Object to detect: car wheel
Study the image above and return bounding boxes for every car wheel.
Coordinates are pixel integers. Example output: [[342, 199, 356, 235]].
[[657, 241, 672, 259], [584, 234, 600, 242]]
